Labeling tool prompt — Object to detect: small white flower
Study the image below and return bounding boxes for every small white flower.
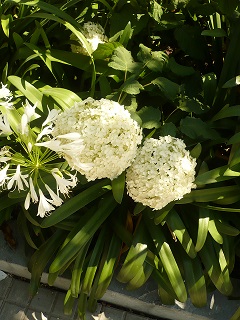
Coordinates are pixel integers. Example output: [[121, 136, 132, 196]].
[[0, 164, 9, 186], [51, 168, 77, 195], [24, 100, 39, 121], [0, 83, 13, 109], [0, 115, 13, 136], [42, 108, 60, 127], [52, 98, 142, 181], [37, 189, 55, 218], [24, 177, 37, 210], [70, 21, 108, 54], [20, 113, 28, 135], [0, 147, 11, 162], [32, 311, 48, 320], [7, 165, 29, 191], [36, 125, 53, 142], [126, 136, 197, 210], [45, 183, 63, 206]]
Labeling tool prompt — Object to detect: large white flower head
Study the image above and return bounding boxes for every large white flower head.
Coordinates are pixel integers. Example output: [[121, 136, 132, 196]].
[[126, 136, 197, 210], [51, 97, 143, 181], [70, 21, 108, 54]]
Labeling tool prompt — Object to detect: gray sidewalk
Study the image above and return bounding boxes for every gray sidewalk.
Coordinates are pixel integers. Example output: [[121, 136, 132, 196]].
[[0, 274, 159, 320]]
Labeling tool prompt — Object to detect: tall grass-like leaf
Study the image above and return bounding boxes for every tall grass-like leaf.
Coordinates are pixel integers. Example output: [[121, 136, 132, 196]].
[[143, 217, 187, 302], [166, 209, 196, 258], [49, 195, 117, 273], [41, 179, 109, 228], [111, 172, 125, 204], [182, 253, 207, 307], [195, 207, 209, 252]]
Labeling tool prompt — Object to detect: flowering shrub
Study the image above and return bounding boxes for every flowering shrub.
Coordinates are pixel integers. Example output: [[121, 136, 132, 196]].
[[1, 1, 240, 319], [126, 136, 196, 210], [48, 98, 142, 181]]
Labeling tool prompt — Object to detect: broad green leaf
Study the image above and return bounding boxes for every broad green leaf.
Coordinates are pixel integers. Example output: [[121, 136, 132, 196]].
[[159, 122, 177, 137], [178, 96, 207, 114], [108, 47, 142, 73], [180, 116, 220, 140], [222, 76, 240, 88], [8, 76, 44, 111], [93, 42, 121, 60], [137, 106, 161, 129], [190, 143, 202, 159], [228, 132, 240, 145], [111, 172, 125, 204], [168, 57, 195, 77], [137, 44, 168, 73], [121, 78, 143, 95], [149, 0, 163, 23], [42, 88, 81, 110], [151, 77, 179, 101], [201, 28, 227, 37], [126, 261, 153, 290], [211, 105, 240, 121], [1, 14, 12, 37], [41, 179, 109, 228], [174, 25, 207, 60], [215, 221, 239, 236]]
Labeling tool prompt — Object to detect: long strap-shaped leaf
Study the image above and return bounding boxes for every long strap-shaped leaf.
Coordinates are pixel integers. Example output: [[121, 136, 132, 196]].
[[143, 216, 187, 303], [49, 195, 117, 273], [41, 179, 109, 228]]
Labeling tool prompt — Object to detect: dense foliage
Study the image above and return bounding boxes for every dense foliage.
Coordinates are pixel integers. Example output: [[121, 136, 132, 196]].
[[1, 0, 240, 319]]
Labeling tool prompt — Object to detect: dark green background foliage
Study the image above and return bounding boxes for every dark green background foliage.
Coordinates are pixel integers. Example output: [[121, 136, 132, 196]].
[[1, 0, 240, 319]]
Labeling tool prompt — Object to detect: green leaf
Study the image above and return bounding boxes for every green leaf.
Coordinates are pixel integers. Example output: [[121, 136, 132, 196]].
[[178, 96, 207, 114], [202, 73, 217, 106], [137, 106, 161, 129], [211, 105, 240, 121], [8, 76, 44, 111], [177, 186, 240, 204], [168, 57, 195, 77], [209, 219, 223, 244], [190, 143, 202, 159], [49, 195, 116, 273], [222, 76, 240, 88], [174, 25, 207, 60], [108, 47, 142, 73], [144, 217, 187, 302], [1, 14, 12, 38], [151, 77, 179, 100], [137, 44, 168, 72], [195, 207, 209, 252], [119, 22, 133, 46], [180, 116, 220, 140], [201, 28, 227, 37], [121, 78, 143, 95], [230, 307, 240, 320], [41, 179, 109, 228], [42, 87, 81, 110], [228, 132, 240, 145], [93, 42, 121, 60], [111, 172, 125, 204], [149, 0, 163, 23], [166, 209, 196, 258], [159, 122, 177, 137], [182, 254, 207, 307], [195, 165, 240, 185]]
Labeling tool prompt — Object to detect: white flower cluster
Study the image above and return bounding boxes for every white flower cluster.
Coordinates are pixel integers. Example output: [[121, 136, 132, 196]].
[[126, 136, 197, 210], [70, 21, 107, 54], [50, 98, 143, 181], [0, 83, 78, 218]]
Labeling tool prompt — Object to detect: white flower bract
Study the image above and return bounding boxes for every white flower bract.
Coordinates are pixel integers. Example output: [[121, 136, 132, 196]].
[[52, 98, 143, 181], [126, 136, 197, 210], [70, 21, 108, 54]]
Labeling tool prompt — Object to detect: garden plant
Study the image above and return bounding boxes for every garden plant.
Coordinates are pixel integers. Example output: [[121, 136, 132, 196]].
[[1, 0, 240, 319]]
